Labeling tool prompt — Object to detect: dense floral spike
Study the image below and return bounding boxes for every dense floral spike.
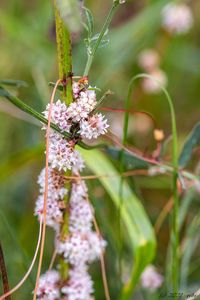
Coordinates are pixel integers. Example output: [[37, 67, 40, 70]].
[[35, 167, 67, 230], [48, 132, 84, 172], [37, 167, 67, 200], [34, 195, 63, 230], [141, 265, 163, 291], [61, 267, 94, 300], [70, 180, 88, 203], [36, 270, 60, 300], [35, 79, 108, 299], [162, 3, 193, 35], [42, 100, 70, 132], [67, 92, 97, 122], [79, 113, 109, 139], [56, 231, 106, 266], [56, 179, 106, 266], [69, 199, 93, 233]]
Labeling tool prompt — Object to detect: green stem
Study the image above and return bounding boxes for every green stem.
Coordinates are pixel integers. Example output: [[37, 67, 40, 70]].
[[0, 86, 70, 138], [119, 74, 179, 300], [0, 85, 108, 150], [83, 1, 120, 77], [0, 85, 197, 185], [54, 2, 73, 104], [54, 0, 73, 280], [54, 2, 74, 281]]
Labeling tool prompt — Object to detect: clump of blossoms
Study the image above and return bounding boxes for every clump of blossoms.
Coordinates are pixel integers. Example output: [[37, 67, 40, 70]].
[[162, 2, 193, 35], [141, 265, 163, 292], [34, 78, 109, 300], [138, 49, 168, 94]]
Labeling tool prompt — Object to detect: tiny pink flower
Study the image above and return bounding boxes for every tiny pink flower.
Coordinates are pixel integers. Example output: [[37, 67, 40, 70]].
[[162, 3, 193, 35], [141, 265, 163, 291]]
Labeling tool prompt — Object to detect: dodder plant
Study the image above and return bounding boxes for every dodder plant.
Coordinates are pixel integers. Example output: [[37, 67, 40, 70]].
[[0, 1, 200, 300]]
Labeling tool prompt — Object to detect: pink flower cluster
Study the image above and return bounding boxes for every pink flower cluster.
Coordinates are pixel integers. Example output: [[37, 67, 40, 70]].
[[138, 49, 168, 94], [34, 167, 67, 231], [162, 3, 193, 35], [141, 265, 163, 291], [35, 80, 108, 300], [36, 270, 60, 300], [56, 180, 106, 299]]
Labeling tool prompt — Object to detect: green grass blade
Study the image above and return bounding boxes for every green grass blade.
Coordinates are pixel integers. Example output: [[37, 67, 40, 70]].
[[180, 212, 200, 288], [80, 148, 156, 299], [179, 122, 200, 168], [0, 79, 28, 88]]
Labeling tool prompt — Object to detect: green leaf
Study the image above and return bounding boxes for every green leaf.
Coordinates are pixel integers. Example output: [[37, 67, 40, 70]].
[[0, 86, 107, 150], [180, 211, 200, 288], [80, 148, 156, 299], [0, 79, 28, 87], [91, 29, 109, 41], [179, 122, 200, 168], [56, 0, 83, 33], [106, 147, 151, 170], [93, 0, 166, 81], [94, 39, 110, 49], [83, 7, 94, 38]]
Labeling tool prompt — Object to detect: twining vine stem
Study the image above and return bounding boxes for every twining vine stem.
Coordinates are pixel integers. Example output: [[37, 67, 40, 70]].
[[33, 79, 62, 300]]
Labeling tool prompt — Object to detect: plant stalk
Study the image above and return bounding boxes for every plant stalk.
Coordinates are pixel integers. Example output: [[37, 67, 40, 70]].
[[54, 2, 73, 105], [83, 1, 120, 77], [54, 2, 73, 280]]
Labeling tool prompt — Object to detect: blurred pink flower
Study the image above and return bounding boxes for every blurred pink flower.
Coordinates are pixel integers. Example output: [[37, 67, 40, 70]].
[[162, 3, 193, 35], [141, 265, 163, 291]]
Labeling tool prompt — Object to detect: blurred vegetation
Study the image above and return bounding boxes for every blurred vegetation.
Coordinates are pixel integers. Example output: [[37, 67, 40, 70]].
[[0, 0, 200, 299]]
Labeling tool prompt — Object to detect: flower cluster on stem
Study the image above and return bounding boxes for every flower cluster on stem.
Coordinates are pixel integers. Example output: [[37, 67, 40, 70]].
[[35, 79, 109, 300]]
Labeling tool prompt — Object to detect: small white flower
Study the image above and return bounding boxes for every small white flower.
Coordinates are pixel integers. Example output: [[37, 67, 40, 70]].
[[72, 82, 81, 99], [56, 232, 106, 266], [148, 166, 166, 176], [79, 113, 109, 139], [43, 100, 71, 132], [48, 132, 84, 172], [62, 267, 94, 300], [67, 89, 97, 122], [141, 265, 163, 291], [142, 69, 168, 94], [162, 3, 193, 35], [70, 181, 88, 204], [56, 233, 91, 266], [138, 49, 160, 72], [34, 195, 63, 230], [69, 200, 93, 233], [36, 270, 60, 300], [37, 167, 67, 200]]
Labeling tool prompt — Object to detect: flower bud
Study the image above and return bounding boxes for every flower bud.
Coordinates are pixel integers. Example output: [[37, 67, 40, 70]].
[[154, 129, 164, 142]]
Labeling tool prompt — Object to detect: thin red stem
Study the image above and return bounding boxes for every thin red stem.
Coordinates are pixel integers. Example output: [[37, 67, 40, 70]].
[[33, 79, 61, 300]]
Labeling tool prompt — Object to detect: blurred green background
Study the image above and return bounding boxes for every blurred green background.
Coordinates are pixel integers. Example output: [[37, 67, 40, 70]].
[[0, 0, 200, 299]]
